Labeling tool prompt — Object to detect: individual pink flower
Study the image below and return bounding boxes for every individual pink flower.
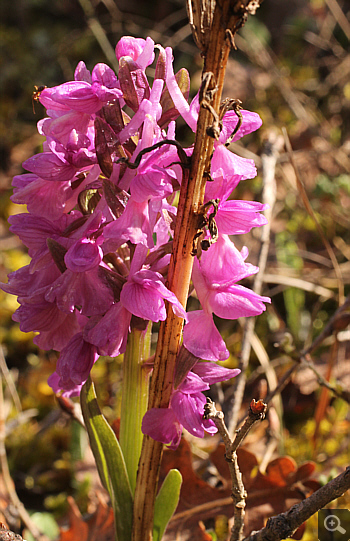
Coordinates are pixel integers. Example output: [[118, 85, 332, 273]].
[[115, 36, 155, 69], [45, 238, 114, 317], [142, 362, 240, 449], [183, 236, 270, 361], [11, 174, 72, 220], [83, 303, 131, 357], [120, 269, 187, 322], [48, 332, 99, 397]]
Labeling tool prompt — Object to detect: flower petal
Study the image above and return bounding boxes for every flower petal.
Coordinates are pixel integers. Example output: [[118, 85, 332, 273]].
[[142, 407, 182, 449], [183, 311, 229, 362]]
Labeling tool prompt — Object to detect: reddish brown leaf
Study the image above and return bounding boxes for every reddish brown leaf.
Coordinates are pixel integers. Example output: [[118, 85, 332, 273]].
[[160, 439, 226, 511], [58, 495, 114, 541], [293, 462, 316, 483], [59, 497, 89, 541], [253, 456, 297, 489], [291, 522, 306, 540], [161, 439, 320, 541], [210, 444, 258, 489]]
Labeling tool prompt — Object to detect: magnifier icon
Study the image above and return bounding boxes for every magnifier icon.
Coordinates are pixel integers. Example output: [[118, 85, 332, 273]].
[[324, 514, 346, 534]]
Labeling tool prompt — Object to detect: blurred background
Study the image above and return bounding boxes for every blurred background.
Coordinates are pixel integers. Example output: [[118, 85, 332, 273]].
[[0, 0, 349, 539]]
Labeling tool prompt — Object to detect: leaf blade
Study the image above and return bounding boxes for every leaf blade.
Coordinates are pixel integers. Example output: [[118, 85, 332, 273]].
[[81, 377, 133, 541], [153, 469, 182, 541]]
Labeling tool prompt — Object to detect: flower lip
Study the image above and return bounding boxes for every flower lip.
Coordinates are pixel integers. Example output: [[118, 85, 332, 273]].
[[64, 238, 103, 273]]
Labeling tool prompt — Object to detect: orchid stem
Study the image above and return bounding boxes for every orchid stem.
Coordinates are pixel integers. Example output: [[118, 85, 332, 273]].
[[119, 322, 152, 495]]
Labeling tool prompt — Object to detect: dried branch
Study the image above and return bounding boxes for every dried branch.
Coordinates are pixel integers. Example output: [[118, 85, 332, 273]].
[[243, 466, 350, 541], [0, 526, 24, 541], [264, 362, 299, 405], [324, 0, 350, 41], [300, 353, 350, 404], [231, 400, 268, 453], [265, 295, 350, 407], [205, 399, 267, 541], [0, 347, 21, 414]]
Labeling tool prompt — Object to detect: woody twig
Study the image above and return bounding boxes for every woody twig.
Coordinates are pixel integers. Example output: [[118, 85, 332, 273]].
[[243, 466, 350, 541], [204, 398, 267, 541]]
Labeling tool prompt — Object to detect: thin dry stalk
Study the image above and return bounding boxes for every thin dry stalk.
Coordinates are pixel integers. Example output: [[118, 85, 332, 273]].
[[205, 399, 267, 541], [324, 0, 350, 41], [300, 352, 350, 404], [0, 375, 49, 541], [0, 347, 21, 414], [132, 3, 263, 539], [227, 131, 283, 435], [302, 294, 350, 356], [282, 128, 344, 305], [77, 0, 119, 71], [264, 295, 350, 406]]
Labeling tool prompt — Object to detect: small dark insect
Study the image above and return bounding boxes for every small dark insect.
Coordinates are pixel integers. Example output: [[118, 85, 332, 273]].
[[32, 84, 47, 114], [191, 199, 220, 256]]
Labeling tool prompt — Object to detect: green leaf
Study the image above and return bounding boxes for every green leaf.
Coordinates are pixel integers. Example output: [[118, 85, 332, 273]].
[[23, 512, 59, 541], [153, 469, 182, 541], [81, 377, 133, 541]]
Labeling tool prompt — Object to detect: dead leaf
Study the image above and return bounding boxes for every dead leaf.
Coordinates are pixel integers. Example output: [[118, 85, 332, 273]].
[[161, 439, 320, 540], [58, 494, 114, 541]]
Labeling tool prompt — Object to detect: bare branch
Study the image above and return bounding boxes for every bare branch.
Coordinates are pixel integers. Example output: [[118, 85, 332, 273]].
[[300, 353, 350, 404], [205, 399, 267, 541], [0, 526, 24, 541], [243, 466, 350, 541]]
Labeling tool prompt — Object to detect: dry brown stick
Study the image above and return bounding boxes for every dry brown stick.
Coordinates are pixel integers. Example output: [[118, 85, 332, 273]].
[[324, 0, 350, 41], [252, 296, 350, 413], [132, 3, 263, 540], [0, 347, 21, 414], [282, 128, 344, 305], [227, 132, 283, 436], [0, 526, 24, 541], [243, 466, 350, 541], [264, 349, 350, 409], [264, 295, 350, 407], [0, 375, 49, 541], [205, 399, 267, 541], [77, 0, 119, 71], [264, 362, 299, 406], [300, 352, 350, 404]]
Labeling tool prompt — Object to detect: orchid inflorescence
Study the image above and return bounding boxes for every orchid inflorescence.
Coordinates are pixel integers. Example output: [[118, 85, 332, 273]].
[[2, 36, 270, 449]]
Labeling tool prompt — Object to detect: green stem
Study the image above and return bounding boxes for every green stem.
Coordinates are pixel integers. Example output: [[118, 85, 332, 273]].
[[119, 322, 152, 494]]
